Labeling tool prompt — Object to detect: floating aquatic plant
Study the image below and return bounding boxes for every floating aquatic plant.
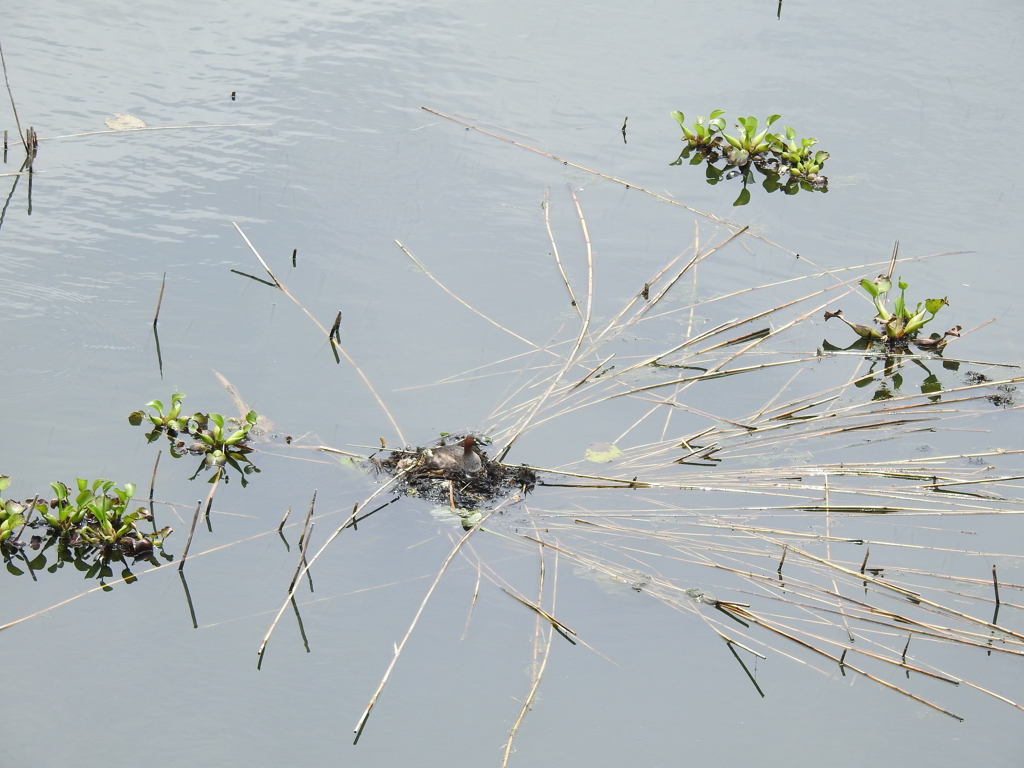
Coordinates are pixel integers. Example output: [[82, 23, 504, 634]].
[[671, 110, 828, 205], [0, 475, 171, 583], [129, 394, 261, 485], [825, 274, 962, 348]]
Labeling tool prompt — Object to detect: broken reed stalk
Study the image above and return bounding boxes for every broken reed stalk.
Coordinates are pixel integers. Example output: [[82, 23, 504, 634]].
[[148, 450, 161, 531], [182, 468, 221, 565], [177, 501, 203, 572], [542, 188, 582, 317], [460, 557, 483, 641], [298, 490, 316, 550], [501, 587, 577, 644], [286, 491, 317, 591], [501, 552, 559, 768], [420, 107, 800, 252], [277, 504, 291, 532], [288, 522, 314, 592], [231, 222, 405, 445], [729, 605, 962, 720], [0, 37, 26, 153], [496, 185, 594, 463], [257, 473, 409, 668], [353, 501, 513, 744], [152, 272, 166, 328], [38, 122, 270, 141], [394, 239, 540, 349]]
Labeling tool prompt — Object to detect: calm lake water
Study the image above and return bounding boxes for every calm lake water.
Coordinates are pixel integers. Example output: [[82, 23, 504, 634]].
[[3, 1, 1024, 765]]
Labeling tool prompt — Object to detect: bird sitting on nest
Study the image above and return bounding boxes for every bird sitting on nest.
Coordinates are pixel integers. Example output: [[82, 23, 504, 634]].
[[421, 436, 483, 473]]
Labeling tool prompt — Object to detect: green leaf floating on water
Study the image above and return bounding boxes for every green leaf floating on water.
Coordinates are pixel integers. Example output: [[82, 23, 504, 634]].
[[585, 442, 623, 463]]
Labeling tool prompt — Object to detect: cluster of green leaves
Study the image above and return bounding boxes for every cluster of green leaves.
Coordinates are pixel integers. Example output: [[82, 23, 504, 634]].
[[670, 111, 829, 205], [1, 475, 171, 584], [0, 476, 27, 544], [824, 275, 962, 347], [129, 394, 260, 485]]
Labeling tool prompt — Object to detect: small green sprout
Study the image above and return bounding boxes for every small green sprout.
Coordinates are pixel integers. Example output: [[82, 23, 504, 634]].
[[672, 110, 727, 149], [722, 115, 782, 166]]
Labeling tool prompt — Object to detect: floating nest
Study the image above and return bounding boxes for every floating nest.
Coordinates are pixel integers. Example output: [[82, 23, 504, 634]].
[[372, 435, 537, 511]]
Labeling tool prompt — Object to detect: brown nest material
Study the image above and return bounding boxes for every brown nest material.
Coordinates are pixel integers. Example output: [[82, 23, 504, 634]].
[[372, 435, 536, 510]]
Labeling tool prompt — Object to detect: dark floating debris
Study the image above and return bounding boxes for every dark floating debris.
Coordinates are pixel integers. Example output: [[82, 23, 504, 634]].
[[373, 434, 537, 512], [964, 371, 1018, 408]]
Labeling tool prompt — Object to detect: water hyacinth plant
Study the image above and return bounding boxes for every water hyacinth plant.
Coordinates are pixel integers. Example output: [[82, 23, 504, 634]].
[[129, 394, 261, 485], [670, 110, 829, 205], [824, 273, 962, 348], [1, 475, 171, 582]]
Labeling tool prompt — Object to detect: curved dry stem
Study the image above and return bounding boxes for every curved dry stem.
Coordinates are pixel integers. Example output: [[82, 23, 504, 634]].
[[231, 222, 405, 444], [394, 239, 542, 349], [352, 499, 517, 744]]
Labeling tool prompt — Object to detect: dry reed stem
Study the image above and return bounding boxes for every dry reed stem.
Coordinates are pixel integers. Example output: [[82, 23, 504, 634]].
[[502, 552, 559, 768], [0, 37, 26, 152], [257, 473, 408, 667], [38, 122, 270, 141], [353, 502, 514, 743], [542, 188, 582, 317], [394, 239, 542, 348], [152, 272, 166, 328], [420, 107, 798, 254], [231, 222, 405, 445], [496, 186, 594, 462], [460, 557, 483, 641]]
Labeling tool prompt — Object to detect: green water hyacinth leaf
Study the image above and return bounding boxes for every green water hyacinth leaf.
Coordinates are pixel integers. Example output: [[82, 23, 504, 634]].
[[0, 476, 9, 493], [733, 187, 751, 206], [925, 297, 948, 315], [671, 111, 685, 127], [860, 278, 882, 298]]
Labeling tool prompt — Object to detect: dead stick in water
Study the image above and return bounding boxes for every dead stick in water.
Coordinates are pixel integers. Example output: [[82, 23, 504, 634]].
[[353, 501, 515, 743], [421, 107, 750, 234], [231, 222, 405, 445], [394, 239, 539, 348], [277, 505, 291, 532], [257, 473, 408, 668], [153, 273, 166, 327], [177, 501, 203, 572], [496, 185, 594, 463], [0, 37, 26, 153], [542, 187, 582, 317], [501, 552, 560, 767], [148, 450, 161, 532]]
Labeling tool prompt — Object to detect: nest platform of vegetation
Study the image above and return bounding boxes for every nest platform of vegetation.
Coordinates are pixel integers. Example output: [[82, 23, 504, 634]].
[[373, 435, 537, 510]]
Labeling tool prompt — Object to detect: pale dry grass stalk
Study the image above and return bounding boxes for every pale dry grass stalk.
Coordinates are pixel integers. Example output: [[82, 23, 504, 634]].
[[231, 222, 406, 445]]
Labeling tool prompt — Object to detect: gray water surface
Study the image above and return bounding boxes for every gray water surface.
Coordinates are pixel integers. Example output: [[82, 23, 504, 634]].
[[2, 1, 1023, 765]]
